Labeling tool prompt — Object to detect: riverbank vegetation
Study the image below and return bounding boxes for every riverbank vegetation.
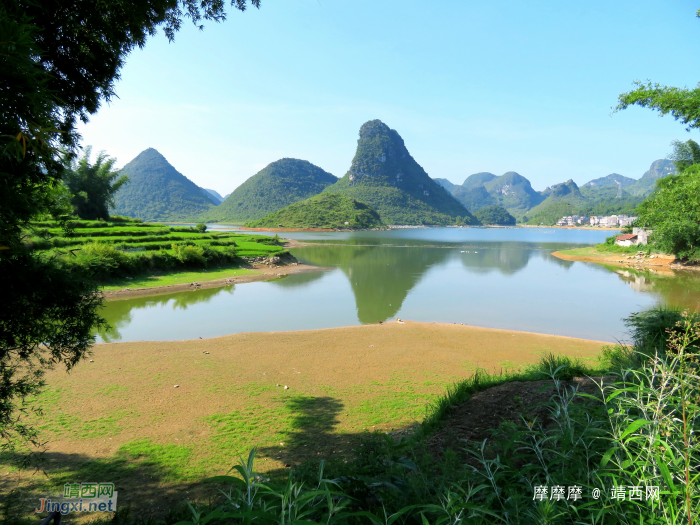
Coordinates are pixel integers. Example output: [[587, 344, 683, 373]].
[[178, 311, 696, 525], [128, 308, 700, 524]]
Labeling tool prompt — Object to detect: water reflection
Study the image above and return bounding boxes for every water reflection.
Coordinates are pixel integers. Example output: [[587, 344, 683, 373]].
[[609, 267, 700, 307], [95, 232, 700, 342], [294, 245, 450, 322], [98, 285, 234, 342]]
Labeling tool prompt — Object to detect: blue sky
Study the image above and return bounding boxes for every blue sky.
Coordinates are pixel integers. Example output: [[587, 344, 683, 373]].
[[78, 0, 700, 195]]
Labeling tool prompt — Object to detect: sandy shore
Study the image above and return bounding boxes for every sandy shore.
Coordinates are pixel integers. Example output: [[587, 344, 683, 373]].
[[552, 249, 694, 273]]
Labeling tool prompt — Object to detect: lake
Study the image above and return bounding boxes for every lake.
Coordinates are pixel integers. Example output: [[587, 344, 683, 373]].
[[97, 227, 700, 343]]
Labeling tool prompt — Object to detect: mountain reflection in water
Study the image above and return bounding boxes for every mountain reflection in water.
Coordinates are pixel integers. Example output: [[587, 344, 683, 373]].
[[96, 238, 700, 343]]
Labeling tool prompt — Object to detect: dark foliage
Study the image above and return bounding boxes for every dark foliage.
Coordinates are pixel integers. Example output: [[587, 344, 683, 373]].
[[63, 147, 129, 220], [0, 251, 104, 454]]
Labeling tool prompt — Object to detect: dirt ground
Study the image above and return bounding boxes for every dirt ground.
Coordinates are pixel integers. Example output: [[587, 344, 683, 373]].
[[552, 250, 685, 272], [1, 322, 606, 520]]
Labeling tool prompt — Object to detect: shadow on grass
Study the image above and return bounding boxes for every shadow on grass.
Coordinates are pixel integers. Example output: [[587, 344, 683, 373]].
[[0, 444, 209, 521], [0, 394, 370, 518], [257, 396, 351, 477]]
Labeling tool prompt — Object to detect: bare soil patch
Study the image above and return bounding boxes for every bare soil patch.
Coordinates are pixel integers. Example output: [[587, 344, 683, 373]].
[[552, 250, 684, 272], [428, 377, 603, 457]]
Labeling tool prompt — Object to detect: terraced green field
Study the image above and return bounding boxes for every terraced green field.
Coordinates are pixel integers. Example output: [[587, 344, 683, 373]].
[[26, 217, 286, 284]]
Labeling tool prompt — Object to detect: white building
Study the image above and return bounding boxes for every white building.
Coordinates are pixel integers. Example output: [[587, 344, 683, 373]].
[[618, 215, 638, 227]]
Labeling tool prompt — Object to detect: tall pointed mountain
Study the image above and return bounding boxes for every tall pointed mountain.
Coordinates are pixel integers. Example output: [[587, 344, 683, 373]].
[[323, 120, 476, 225], [112, 148, 216, 222], [202, 158, 337, 223]]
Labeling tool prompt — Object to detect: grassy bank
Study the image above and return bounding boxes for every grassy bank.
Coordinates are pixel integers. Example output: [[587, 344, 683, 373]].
[[100, 265, 258, 291], [3, 311, 697, 524]]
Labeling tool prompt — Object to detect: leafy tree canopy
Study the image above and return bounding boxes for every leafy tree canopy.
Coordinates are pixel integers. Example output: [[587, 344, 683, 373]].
[[474, 205, 516, 226], [615, 10, 700, 131], [0, 0, 259, 454], [63, 147, 129, 220], [636, 163, 700, 258], [669, 138, 700, 172], [1, 0, 259, 247]]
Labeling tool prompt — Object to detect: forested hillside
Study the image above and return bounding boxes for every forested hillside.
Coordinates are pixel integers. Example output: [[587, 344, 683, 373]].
[[112, 148, 217, 222], [203, 158, 337, 223], [246, 193, 384, 229]]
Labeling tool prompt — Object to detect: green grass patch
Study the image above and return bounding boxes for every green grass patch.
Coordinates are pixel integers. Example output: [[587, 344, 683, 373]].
[[556, 245, 652, 257], [100, 265, 257, 291]]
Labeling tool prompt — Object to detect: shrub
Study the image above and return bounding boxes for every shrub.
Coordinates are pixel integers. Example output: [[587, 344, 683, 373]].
[[72, 242, 131, 277], [195, 223, 207, 233], [172, 243, 206, 266], [624, 306, 699, 355]]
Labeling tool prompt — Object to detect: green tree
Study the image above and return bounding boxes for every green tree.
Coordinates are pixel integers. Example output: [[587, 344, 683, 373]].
[[0, 0, 260, 453], [669, 138, 700, 172], [636, 164, 700, 258], [615, 11, 700, 130], [474, 205, 516, 226], [63, 148, 129, 220]]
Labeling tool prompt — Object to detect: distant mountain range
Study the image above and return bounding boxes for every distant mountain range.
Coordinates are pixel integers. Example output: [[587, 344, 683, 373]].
[[203, 189, 225, 203], [435, 159, 677, 224], [111, 136, 677, 226]]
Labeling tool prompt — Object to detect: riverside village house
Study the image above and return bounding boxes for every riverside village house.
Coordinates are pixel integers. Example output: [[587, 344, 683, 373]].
[[614, 228, 653, 247]]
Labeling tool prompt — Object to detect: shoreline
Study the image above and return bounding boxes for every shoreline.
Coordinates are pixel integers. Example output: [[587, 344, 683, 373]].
[[552, 248, 698, 272], [102, 239, 323, 300], [521, 224, 620, 231], [11, 321, 607, 513]]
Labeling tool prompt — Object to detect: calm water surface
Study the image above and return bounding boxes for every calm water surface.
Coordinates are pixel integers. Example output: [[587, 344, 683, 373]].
[[98, 227, 700, 343]]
